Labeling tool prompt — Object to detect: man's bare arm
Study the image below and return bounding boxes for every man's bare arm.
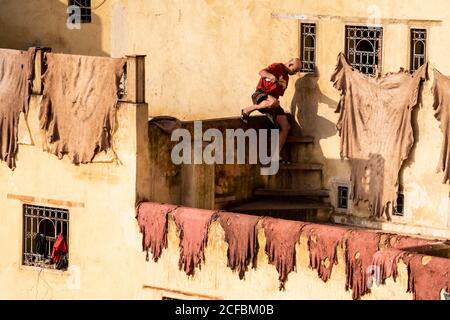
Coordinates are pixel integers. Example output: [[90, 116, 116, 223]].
[[259, 69, 276, 82]]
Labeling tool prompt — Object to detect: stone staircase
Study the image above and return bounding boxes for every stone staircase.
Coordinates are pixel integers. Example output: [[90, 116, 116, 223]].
[[227, 134, 333, 221]]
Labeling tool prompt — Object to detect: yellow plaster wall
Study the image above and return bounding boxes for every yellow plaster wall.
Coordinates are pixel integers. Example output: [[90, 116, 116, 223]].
[[0, 95, 150, 299], [0, 0, 113, 56], [3, 1, 449, 118], [0, 95, 413, 300], [1, 0, 445, 233], [0, 0, 449, 298]]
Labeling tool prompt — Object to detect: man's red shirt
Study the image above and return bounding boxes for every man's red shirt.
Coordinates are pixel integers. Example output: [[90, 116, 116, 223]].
[[256, 63, 289, 99]]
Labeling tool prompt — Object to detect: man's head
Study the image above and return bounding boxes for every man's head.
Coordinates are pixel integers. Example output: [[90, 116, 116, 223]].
[[285, 58, 302, 75]]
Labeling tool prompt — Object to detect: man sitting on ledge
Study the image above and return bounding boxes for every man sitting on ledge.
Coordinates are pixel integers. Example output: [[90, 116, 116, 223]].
[[241, 58, 301, 159]]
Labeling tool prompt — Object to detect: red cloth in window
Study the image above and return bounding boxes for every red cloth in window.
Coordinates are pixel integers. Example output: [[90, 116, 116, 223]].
[[256, 63, 290, 99], [51, 234, 67, 264]]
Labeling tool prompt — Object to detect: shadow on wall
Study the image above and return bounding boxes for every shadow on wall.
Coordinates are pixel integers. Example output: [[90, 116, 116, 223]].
[[290, 72, 338, 166], [290, 72, 337, 139], [0, 0, 107, 57]]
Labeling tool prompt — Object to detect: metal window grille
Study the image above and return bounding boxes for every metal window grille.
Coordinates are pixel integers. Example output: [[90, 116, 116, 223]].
[[337, 186, 349, 209], [345, 26, 383, 76], [22, 204, 69, 269], [300, 23, 316, 73], [410, 29, 427, 73], [69, 0, 92, 23], [394, 193, 405, 216]]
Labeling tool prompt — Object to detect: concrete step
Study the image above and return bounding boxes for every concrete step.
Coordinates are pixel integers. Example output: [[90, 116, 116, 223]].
[[254, 188, 329, 197], [215, 195, 238, 210], [280, 162, 323, 171], [228, 198, 332, 214], [286, 136, 314, 144]]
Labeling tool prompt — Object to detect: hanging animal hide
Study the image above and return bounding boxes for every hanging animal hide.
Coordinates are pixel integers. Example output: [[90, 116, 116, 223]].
[[372, 248, 406, 285], [172, 207, 217, 276], [218, 212, 260, 279], [136, 202, 178, 262], [331, 53, 427, 219], [262, 217, 308, 290], [0, 48, 36, 169], [432, 69, 450, 184], [40, 53, 126, 164], [344, 230, 382, 300], [373, 234, 442, 290], [407, 253, 450, 300], [302, 224, 348, 282]]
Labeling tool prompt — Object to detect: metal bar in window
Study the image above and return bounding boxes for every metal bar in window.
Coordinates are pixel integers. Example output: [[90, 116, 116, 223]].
[[410, 29, 427, 72], [300, 23, 316, 73], [337, 186, 349, 209], [378, 30, 383, 74], [69, 0, 92, 23], [23, 204, 69, 269], [30, 211, 34, 254]]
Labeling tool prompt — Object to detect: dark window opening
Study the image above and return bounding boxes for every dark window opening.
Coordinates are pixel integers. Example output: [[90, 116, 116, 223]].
[[394, 193, 404, 216], [345, 26, 383, 76], [337, 186, 349, 209], [410, 29, 427, 72], [118, 64, 127, 99], [300, 23, 316, 73], [69, 0, 92, 23], [23, 204, 69, 270]]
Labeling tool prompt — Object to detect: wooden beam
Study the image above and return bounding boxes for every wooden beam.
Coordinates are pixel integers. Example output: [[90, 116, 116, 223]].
[[7, 194, 85, 208]]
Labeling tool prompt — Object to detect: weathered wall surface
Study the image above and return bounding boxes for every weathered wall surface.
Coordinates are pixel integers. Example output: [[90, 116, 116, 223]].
[[148, 117, 273, 210], [3, 1, 449, 117], [0, 0, 111, 56], [0, 94, 150, 299], [2, 0, 447, 234], [131, 0, 448, 235]]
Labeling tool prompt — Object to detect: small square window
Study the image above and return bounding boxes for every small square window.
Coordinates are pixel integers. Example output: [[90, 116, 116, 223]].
[[68, 0, 92, 23], [410, 29, 427, 72], [300, 23, 316, 73], [22, 204, 69, 270], [345, 25, 383, 76], [337, 186, 349, 209]]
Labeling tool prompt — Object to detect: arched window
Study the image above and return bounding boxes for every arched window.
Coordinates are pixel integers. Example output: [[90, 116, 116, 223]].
[[23, 204, 69, 270], [300, 23, 316, 73], [410, 29, 427, 72]]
